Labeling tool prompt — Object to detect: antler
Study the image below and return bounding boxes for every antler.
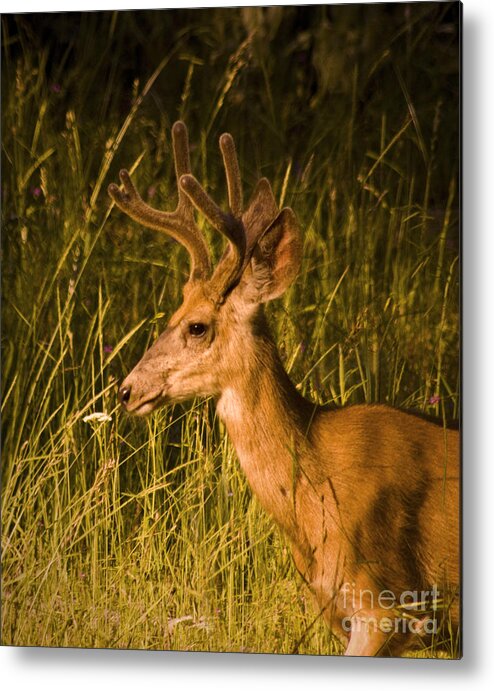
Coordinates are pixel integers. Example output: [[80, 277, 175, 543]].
[[109, 122, 281, 299], [179, 132, 248, 300], [108, 121, 212, 282]]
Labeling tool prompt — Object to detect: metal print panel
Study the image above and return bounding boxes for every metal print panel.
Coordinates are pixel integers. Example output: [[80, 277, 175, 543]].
[[1, 2, 461, 658]]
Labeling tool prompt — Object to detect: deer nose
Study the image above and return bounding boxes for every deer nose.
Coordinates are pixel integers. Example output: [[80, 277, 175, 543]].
[[119, 385, 132, 406]]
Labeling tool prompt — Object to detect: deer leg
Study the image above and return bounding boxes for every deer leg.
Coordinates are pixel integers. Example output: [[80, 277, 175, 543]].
[[343, 613, 392, 657], [344, 627, 390, 657]]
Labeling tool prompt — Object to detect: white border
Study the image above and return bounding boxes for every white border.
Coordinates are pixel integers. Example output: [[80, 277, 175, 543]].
[[2, 0, 494, 688], [1, 0, 461, 11]]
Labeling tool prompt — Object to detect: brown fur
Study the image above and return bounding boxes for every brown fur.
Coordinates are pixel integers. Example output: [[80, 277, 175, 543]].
[[215, 317, 460, 656]]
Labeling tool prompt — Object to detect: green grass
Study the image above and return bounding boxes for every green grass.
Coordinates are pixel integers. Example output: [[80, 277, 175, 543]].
[[1, 6, 459, 655]]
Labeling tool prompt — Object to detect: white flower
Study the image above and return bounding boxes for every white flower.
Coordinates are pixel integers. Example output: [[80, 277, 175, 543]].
[[83, 412, 112, 424]]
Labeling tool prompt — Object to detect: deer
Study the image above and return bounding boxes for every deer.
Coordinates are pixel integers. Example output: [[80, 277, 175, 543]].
[[108, 121, 460, 657]]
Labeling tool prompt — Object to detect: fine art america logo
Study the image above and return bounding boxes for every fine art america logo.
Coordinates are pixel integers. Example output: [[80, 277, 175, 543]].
[[340, 583, 442, 635]]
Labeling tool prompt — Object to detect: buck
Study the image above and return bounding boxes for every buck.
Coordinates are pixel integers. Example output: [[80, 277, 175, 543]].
[[108, 121, 460, 657]]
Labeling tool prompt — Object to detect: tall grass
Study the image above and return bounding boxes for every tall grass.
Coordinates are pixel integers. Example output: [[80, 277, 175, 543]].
[[1, 5, 459, 655]]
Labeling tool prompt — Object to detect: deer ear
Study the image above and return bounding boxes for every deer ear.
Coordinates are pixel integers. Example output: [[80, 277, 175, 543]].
[[247, 207, 302, 303], [242, 178, 279, 246]]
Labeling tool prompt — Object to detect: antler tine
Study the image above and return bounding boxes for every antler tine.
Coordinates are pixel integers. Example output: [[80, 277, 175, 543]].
[[108, 122, 211, 282], [179, 131, 248, 298], [219, 133, 243, 217], [180, 173, 246, 296], [171, 121, 194, 213]]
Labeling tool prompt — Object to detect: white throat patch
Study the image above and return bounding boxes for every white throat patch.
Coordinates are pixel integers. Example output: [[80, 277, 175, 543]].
[[217, 387, 243, 425]]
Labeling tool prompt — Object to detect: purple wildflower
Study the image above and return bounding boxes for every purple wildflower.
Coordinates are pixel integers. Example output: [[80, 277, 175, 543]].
[[429, 395, 441, 405]]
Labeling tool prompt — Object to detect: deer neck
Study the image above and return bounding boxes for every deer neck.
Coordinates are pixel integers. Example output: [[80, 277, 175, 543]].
[[216, 314, 315, 534]]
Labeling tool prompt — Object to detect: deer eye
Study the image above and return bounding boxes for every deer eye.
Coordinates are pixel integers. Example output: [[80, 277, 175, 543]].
[[188, 322, 207, 338]]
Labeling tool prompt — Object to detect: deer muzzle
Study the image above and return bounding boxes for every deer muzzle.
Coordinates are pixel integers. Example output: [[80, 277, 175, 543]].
[[118, 379, 166, 415]]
